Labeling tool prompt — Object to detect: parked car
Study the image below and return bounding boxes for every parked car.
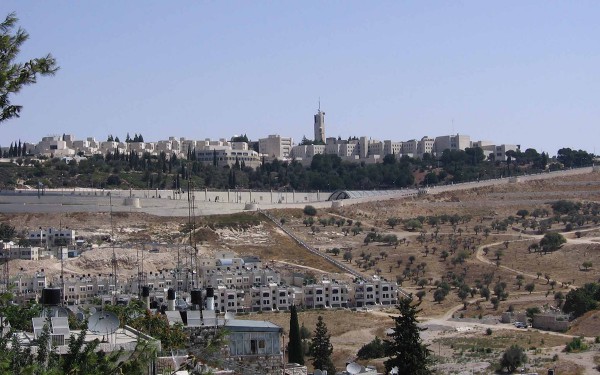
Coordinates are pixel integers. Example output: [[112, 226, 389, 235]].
[[514, 321, 527, 328]]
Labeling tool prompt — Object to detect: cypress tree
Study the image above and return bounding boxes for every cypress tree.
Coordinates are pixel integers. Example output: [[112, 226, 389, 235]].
[[309, 315, 335, 374], [287, 305, 304, 365], [384, 298, 432, 375]]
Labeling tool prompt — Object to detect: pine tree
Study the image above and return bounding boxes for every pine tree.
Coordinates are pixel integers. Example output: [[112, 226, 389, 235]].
[[384, 298, 432, 375], [309, 315, 335, 374], [0, 12, 59, 124], [288, 305, 304, 365]]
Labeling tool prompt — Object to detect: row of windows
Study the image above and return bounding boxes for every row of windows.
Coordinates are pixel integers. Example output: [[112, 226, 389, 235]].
[[30, 233, 72, 238]]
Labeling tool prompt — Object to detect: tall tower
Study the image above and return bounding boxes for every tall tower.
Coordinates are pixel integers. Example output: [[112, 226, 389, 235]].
[[313, 101, 325, 143]]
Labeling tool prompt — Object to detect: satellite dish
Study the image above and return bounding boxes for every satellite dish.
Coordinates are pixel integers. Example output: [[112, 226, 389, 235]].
[[314, 370, 323, 375], [76, 312, 85, 322], [346, 362, 363, 375], [89, 307, 97, 315], [40, 306, 70, 318], [88, 311, 120, 334], [176, 298, 189, 311]]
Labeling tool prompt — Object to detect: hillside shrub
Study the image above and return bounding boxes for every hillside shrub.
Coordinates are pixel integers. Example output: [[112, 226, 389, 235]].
[[303, 205, 317, 216]]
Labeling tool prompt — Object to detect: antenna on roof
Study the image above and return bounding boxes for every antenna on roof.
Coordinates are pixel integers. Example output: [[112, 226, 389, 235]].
[[318, 97, 321, 112]]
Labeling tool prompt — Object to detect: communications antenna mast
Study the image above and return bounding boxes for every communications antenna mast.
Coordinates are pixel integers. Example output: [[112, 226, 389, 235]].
[[187, 175, 199, 289], [109, 194, 118, 303]]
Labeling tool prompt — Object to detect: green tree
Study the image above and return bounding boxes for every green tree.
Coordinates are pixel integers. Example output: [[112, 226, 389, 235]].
[[0, 223, 16, 241], [288, 305, 304, 365], [404, 219, 423, 231], [0, 12, 59, 123], [357, 336, 388, 360], [433, 288, 446, 304], [309, 316, 335, 374], [387, 217, 400, 229], [303, 205, 317, 216], [500, 345, 527, 373], [384, 298, 432, 375], [563, 283, 600, 318], [539, 232, 566, 252], [524, 282, 535, 294]]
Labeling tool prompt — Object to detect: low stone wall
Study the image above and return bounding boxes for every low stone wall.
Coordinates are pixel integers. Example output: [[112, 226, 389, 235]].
[[532, 314, 569, 332]]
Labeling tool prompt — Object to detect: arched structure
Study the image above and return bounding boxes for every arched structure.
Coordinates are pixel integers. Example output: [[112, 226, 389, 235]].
[[327, 189, 408, 201]]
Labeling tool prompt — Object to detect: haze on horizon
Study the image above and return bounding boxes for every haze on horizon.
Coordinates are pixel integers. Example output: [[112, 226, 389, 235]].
[[2, 1, 599, 156]]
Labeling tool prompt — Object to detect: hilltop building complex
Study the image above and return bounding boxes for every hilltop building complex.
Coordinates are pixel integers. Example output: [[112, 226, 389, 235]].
[[4, 108, 519, 167]]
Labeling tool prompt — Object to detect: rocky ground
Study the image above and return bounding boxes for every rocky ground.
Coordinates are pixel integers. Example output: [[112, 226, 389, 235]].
[[2, 170, 600, 373]]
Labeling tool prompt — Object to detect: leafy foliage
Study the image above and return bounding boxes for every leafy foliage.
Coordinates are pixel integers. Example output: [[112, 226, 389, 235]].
[[303, 205, 317, 216], [539, 232, 566, 252], [104, 299, 187, 350], [357, 336, 388, 360], [0, 223, 16, 241], [565, 336, 588, 352], [500, 345, 527, 373], [563, 282, 600, 318]]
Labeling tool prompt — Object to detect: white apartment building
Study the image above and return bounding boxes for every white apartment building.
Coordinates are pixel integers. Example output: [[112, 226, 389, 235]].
[[0, 242, 40, 260], [250, 283, 299, 312], [434, 134, 471, 155], [383, 140, 402, 156], [195, 148, 262, 169], [259, 135, 293, 160], [491, 144, 520, 162], [214, 284, 246, 312], [99, 141, 127, 155], [417, 136, 435, 158], [353, 276, 399, 307], [72, 137, 100, 155], [303, 280, 350, 309], [34, 136, 75, 158], [28, 227, 76, 247], [10, 271, 48, 294], [290, 144, 326, 165], [128, 141, 155, 155]]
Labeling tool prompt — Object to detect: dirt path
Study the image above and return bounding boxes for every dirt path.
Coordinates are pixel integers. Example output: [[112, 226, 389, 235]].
[[473, 225, 600, 292], [272, 260, 338, 275]]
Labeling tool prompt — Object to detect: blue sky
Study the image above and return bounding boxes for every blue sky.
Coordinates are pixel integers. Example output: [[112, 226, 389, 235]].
[[2, 1, 599, 156]]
